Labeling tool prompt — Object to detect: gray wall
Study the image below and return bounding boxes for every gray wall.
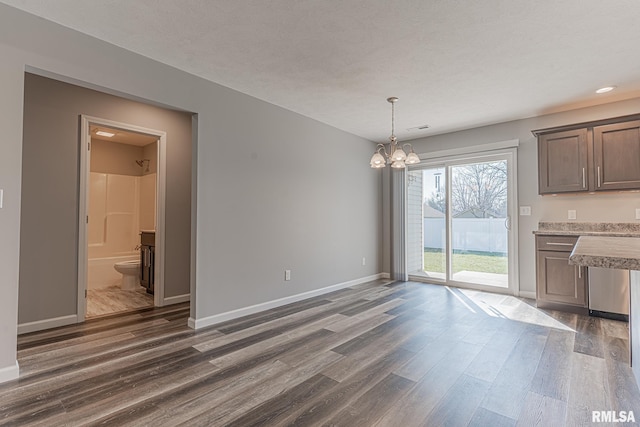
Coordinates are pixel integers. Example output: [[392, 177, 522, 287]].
[[0, 4, 381, 377], [383, 97, 640, 295], [19, 73, 193, 324]]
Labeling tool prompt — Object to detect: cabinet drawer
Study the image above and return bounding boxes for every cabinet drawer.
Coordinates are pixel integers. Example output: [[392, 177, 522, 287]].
[[536, 235, 578, 252]]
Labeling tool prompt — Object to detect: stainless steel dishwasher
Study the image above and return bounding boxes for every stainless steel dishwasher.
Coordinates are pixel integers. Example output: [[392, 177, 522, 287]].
[[588, 267, 630, 321]]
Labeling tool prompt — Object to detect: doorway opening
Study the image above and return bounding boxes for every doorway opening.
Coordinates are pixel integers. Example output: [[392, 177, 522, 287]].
[[79, 117, 167, 319], [407, 151, 518, 293]]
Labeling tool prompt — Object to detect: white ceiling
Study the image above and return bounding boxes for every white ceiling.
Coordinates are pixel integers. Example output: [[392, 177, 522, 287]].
[[4, 0, 640, 142]]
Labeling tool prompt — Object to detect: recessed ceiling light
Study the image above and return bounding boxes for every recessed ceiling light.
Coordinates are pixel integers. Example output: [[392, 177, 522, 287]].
[[595, 86, 616, 94], [95, 130, 115, 137]]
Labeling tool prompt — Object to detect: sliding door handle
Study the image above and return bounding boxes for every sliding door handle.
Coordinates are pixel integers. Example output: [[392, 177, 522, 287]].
[[504, 216, 511, 231]]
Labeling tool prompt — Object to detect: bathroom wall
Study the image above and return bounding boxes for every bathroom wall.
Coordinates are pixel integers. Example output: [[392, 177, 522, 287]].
[[91, 139, 144, 176], [139, 174, 156, 231], [142, 141, 158, 175], [140, 141, 158, 231]]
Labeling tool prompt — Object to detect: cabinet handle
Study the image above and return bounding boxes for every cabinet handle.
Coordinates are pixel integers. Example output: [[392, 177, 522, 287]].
[[582, 168, 586, 188], [547, 242, 574, 246], [597, 166, 601, 188], [577, 265, 582, 279]]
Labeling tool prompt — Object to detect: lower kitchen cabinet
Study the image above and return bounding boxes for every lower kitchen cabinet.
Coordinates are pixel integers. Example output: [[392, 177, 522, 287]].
[[536, 235, 588, 313]]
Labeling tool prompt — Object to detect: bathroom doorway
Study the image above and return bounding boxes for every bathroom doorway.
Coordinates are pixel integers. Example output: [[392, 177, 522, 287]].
[[78, 116, 167, 319]]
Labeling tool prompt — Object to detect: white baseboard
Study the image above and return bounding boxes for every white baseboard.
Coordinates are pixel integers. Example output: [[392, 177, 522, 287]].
[[189, 273, 386, 330], [0, 361, 19, 384], [163, 293, 190, 305], [380, 272, 390, 279], [518, 290, 536, 299], [18, 314, 78, 335]]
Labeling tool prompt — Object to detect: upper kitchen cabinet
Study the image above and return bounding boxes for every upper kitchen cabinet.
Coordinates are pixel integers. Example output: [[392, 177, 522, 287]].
[[593, 120, 640, 191], [538, 128, 589, 194], [533, 114, 640, 195]]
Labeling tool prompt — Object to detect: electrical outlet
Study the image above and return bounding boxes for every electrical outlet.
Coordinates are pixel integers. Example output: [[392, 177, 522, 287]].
[[284, 270, 291, 281], [636, 208, 640, 220], [519, 206, 531, 216], [568, 210, 577, 220], [362, 257, 366, 266]]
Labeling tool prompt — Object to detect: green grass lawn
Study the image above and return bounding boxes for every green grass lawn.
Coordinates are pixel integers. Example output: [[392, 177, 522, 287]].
[[423, 249, 507, 274]]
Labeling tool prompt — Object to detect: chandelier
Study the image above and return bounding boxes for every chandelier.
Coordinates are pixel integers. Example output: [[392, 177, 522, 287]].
[[370, 97, 420, 168]]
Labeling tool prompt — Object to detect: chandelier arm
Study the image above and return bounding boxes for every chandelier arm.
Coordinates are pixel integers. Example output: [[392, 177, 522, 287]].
[[376, 143, 390, 158]]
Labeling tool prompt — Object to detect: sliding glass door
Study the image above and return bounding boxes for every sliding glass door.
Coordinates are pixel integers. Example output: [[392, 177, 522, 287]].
[[407, 151, 517, 292]]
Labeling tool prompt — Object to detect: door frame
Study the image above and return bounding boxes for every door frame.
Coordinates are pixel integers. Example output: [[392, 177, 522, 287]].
[[407, 147, 519, 295], [78, 115, 167, 320]]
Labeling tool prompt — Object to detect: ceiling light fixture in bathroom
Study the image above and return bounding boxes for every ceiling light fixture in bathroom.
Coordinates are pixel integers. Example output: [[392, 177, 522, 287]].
[[95, 130, 115, 137], [595, 86, 617, 94]]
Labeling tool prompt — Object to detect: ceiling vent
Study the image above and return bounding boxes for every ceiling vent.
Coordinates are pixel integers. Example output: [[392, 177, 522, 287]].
[[407, 124, 430, 131]]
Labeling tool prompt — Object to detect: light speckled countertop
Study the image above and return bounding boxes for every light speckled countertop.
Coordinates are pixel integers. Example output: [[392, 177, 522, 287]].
[[568, 236, 640, 270], [533, 222, 640, 237], [534, 230, 640, 237]]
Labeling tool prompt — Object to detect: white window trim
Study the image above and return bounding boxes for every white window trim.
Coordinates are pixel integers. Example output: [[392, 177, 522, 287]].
[[416, 139, 519, 162]]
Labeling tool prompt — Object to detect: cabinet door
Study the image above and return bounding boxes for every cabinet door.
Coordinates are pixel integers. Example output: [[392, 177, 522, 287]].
[[538, 128, 589, 194], [148, 246, 155, 294], [140, 248, 147, 286], [593, 120, 640, 191], [141, 246, 150, 288], [536, 250, 587, 306]]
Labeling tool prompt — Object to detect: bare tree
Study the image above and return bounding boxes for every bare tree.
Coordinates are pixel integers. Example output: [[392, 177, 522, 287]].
[[452, 161, 507, 217], [426, 161, 507, 217], [427, 186, 446, 213]]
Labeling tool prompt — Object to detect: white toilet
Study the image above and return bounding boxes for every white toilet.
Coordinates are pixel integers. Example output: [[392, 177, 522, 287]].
[[113, 260, 141, 290]]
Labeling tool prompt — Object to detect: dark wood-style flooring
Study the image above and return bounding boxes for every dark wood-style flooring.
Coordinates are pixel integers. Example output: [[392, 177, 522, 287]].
[[2, 280, 639, 426]]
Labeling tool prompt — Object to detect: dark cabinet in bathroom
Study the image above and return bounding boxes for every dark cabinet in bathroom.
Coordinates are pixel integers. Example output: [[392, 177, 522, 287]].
[[140, 231, 155, 294]]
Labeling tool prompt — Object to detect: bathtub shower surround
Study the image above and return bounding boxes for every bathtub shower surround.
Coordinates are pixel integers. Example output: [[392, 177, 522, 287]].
[[88, 172, 156, 289]]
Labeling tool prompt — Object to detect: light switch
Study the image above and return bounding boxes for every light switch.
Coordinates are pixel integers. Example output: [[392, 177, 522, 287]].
[[519, 206, 531, 216], [568, 210, 577, 220]]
